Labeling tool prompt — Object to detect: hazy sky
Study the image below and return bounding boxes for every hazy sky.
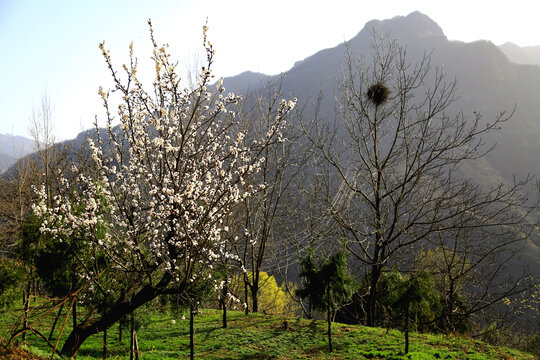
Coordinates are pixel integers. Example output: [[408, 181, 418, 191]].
[[1, 0, 538, 141]]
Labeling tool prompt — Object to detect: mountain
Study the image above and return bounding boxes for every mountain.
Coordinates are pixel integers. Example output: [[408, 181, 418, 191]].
[[499, 42, 540, 66], [0, 134, 34, 173], [223, 11, 540, 273], [0, 134, 34, 158], [225, 11, 540, 188]]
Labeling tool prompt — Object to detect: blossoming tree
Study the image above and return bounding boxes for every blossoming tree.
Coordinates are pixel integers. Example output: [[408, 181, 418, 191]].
[[33, 21, 295, 357]]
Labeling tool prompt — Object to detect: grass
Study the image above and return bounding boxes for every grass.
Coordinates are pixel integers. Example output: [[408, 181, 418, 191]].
[[0, 300, 536, 359]]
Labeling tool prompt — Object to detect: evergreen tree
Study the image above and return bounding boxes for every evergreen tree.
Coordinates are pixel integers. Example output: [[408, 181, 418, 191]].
[[297, 248, 356, 352]]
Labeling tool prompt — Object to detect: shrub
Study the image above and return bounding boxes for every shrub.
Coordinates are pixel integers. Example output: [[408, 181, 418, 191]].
[[229, 271, 298, 317], [0, 258, 25, 308]]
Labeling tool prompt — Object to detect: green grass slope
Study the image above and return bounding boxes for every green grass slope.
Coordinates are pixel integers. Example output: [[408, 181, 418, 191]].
[[1, 306, 536, 359]]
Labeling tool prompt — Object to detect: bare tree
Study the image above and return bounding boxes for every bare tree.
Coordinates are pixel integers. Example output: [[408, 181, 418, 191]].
[[416, 220, 533, 333], [231, 80, 303, 313], [29, 93, 56, 206], [304, 35, 532, 326], [0, 153, 38, 254]]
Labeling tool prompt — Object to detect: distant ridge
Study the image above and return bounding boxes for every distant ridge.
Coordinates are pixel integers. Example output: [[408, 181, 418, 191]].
[[0, 134, 34, 173], [499, 42, 540, 66], [0, 134, 34, 158]]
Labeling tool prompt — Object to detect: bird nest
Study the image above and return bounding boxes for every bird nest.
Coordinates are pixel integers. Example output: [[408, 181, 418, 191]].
[[367, 82, 390, 106]]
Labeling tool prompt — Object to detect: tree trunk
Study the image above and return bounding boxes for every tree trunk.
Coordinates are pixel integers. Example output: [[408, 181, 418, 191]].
[[118, 319, 123, 343], [222, 301, 227, 329], [72, 300, 77, 330], [130, 313, 135, 360], [130, 313, 140, 360], [221, 277, 228, 328], [243, 277, 249, 315], [327, 290, 333, 352], [251, 269, 260, 313], [446, 280, 456, 333], [60, 272, 175, 358], [48, 301, 65, 341], [134, 331, 139, 360], [32, 278, 37, 301], [251, 282, 259, 313], [404, 303, 410, 354], [367, 263, 382, 326], [103, 329, 107, 360], [190, 302, 195, 360], [22, 281, 31, 342]]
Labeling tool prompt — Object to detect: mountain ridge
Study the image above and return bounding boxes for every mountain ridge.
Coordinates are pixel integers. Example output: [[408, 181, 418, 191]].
[[223, 12, 540, 184], [0, 134, 34, 173], [499, 41, 540, 66]]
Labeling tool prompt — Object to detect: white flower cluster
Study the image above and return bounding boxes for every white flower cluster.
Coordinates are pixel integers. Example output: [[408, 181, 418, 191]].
[[34, 23, 296, 291]]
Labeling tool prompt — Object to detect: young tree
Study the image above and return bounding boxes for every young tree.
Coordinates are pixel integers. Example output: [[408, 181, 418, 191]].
[[33, 21, 295, 357], [0, 258, 25, 308], [164, 275, 214, 360], [231, 80, 303, 314], [0, 144, 38, 253], [28, 93, 56, 207], [304, 35, 531, 326], [396, 271, 441, 354], [0, 112, 60, 343], [296, 248, 356, 352]]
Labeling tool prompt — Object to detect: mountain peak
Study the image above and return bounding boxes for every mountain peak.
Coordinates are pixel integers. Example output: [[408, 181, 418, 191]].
[[362, 11, 446, 41], [500, 41, 519, 49]]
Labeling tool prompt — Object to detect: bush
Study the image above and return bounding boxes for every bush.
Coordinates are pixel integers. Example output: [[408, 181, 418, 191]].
[[0, 258, 26, 308], [336, 270, 448, 333], [229, 271, 299, 317], [481, 323, 540, 358]]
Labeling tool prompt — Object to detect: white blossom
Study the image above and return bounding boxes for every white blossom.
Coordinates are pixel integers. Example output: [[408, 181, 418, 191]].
[[32, 21, 295, 315]]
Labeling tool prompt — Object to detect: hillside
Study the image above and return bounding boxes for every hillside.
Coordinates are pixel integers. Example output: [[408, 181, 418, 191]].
[[8, 13, 540, 190], [1, 308, 535, 359]]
